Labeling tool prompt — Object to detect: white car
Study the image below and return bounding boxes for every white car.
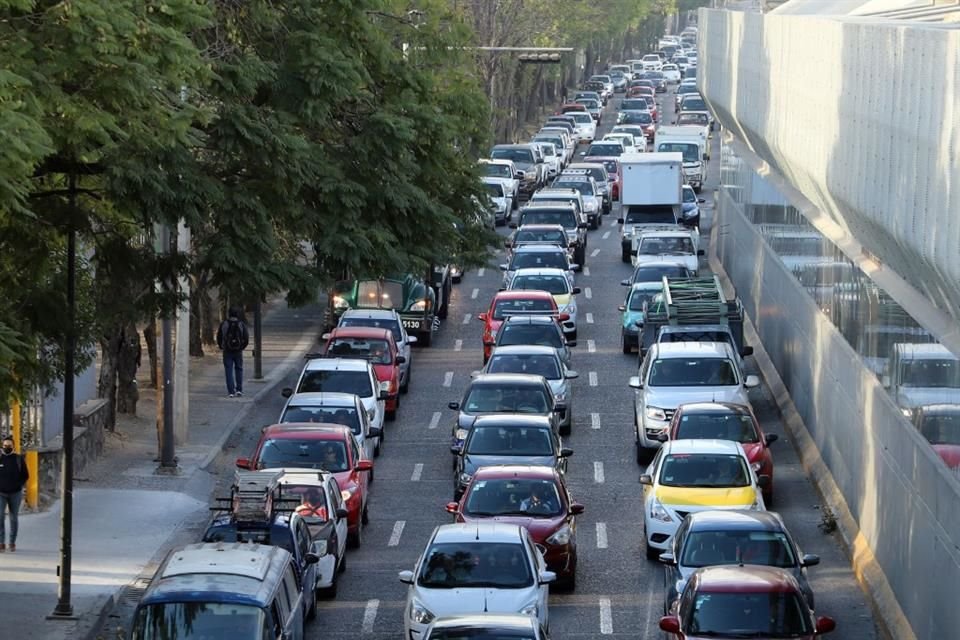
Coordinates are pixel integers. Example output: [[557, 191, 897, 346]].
[[661, 63, 681, 83], [603, 132, 639, 154], [278, 391, 382, 461], [611, 125, 649, 149], [479, 159, 520, 211], [530, 141, 561, 178], [640, 439, 766, 559], [642, 54, 663, 71], [507, 267, 581, 338], [628, 342, 760, 459], [569, 112, 596, 143], [632, 227, 703, 274], [400, 523, 555, 640], [481, 178, 512, 225]]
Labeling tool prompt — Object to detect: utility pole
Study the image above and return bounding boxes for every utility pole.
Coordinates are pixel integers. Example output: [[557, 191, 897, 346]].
[[157, 223, 177, 471], [173, 220, 190, 444], [253, 299, 263, 379]]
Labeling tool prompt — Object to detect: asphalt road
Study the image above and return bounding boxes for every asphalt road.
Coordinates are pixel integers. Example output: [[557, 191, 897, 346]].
[[212, 90, 882, 639]]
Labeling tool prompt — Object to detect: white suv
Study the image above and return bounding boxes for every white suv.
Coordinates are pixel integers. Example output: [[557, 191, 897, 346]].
[[628, 342, 759, 462]]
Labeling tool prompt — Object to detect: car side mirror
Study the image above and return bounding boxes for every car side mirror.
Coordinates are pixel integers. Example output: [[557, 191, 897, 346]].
[[659, 552, 676, 565], [396, 355, 406, 364], [477, 312, 488, 322], [618, 305, 626, 312], [356, 460, 374, 472], [515, 171, 524, 179], [305, 552, 320, 565], [757, 474, 771, 488], [620, 279, 631, 286], [579, 151, 586, 156], [572, 287, 582, 295], [639, 474, 653, 485], [448, 401, 460, 410], [698, 198, 706, 203], [399, 570, 415, 584], [538, 571, 557, 585], [764, 433, 778, 446], [508, 222, 518, 229], [697, 249, 705, 256], [569, 502, 585, 515], [565, 370, 579, 379], [658, 615, 681, 634], [445, 501, 459, 514], [741, 345, 755, 357], [568, 263, 580, 271], [499, 264, 508, 271], [281, 387, 293, 398], [744, 374, 760, 388], [617, 217, 624, 224], [407, 336, 418, 344], [560, 448, 574, 458], [566, 340, 577, 347], [801, 553, 821, 567], [336, 507, 349, 519], [815, 616, 836, 634], [628, 376, 643, 389], [235, 457, 251, 470], [367, 426, 383, 439]]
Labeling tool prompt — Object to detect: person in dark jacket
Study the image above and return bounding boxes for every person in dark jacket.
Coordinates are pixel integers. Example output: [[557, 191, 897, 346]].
[[0, 434, 29, 552], [216, 306, 250, 398]]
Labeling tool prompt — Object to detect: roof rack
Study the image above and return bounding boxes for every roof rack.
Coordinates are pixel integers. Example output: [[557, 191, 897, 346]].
[[210, 471, 302, 526], [644, 276, 742, 326]]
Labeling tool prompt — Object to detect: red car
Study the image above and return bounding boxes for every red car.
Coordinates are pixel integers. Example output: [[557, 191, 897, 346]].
[[666, 402, 777, 504], [478, 290, 561, 363], [236, 423, 373, 547], [660, 565, 836, 639], [445, 465, 584, 589], [322, 326, 404, 420]]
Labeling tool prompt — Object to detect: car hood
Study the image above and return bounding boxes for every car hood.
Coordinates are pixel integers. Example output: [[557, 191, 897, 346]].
[[554, 293, 572, 307], [656, 485, 757, 507], [644, 386, 750, 409], [412, 585, 539, 619], [895, 387, 960, 409], [489, 197, 508, 210], [512, 160, 534, 171], [464, 454, 558, 475], [681, 202, 699, 213], [460, 514, 566, 542]]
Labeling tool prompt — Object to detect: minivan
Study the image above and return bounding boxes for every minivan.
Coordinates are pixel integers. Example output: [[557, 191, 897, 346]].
[[130, 542, 310, 640]]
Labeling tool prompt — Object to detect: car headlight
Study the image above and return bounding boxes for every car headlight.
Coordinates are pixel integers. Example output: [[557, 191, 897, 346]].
[[546, 524, 572, 545], [454, 428, 469, 441], [645, 406, 667, 421], [554, 391, 567, 403], [901, 408, 913, 417], [584, 200, 598, 212], [333, 295, 348, 309], [341, 484, 359, 502], [562, 302, 576, 315], [650, 498, 673, 523], [520, 603, 539, 617], [410, 600, 435, 625], [459, 472, 473, 486], [409, 299, 428, 312]]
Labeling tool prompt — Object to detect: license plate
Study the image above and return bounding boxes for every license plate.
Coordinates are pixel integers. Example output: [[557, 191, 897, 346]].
[[402, 319, 421, 330]]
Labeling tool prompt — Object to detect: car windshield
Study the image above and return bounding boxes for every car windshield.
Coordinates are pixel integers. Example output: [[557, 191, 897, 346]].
[[630, 264, 690, 282], [493, 298, 555, 320], [918, 415, 960, 445], [463, 384, 550, 413], [678, 113, 709, 126], [621, 100, 650, 111], [466, 425, 554, 456], [484, 164, 512, 178], [681, 97, 707, 111], [487, 353, 561, 380], [621, 112, 652, 125], [280, 405, 361, 435], [628, 290, 658, 312], [900, 359, 960, 388], [298, 370, 373, 397], [684, 592, 813, 637], [858, 328, 932, 359], [658, 143, 700, 162], [485, 183, 505, 197], [600, 160, 618, 175], [683, 188, 697, 203], [675, 412, 760, 443], [680, 530, 799, 569], [492, 148, 533, 164], [513, 229, 566, 245], [572, 113, 593, 124], [511, 274, 569, 295], [426, 629, 537, 640], [355, 280, 403, 310], [537, 144, 556, 156], [499, 324, 564, 350], [256, 438, 349, 472], [464, 477, 563, 518], [576, 99, 599, 109], [606, 136, 633, 147], [638, 237, 694, 255], [510, 252, 568, 271], [521, 210, 576, 229], [132, 603, 264, 640], [649, 358, 739, 386], [417, 542, 533, 589], [339, 316, 402, 342], [327, 338, 391, 365], [678, 85, 699, 95], [553, 179, 594, 196], [535, 137, 563, 150], [659, 453, 751, 488], [587, 144, 622, 157]]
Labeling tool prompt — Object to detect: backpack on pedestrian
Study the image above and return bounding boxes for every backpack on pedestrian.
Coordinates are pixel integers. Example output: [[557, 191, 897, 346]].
[[224, 319, 248, 352]]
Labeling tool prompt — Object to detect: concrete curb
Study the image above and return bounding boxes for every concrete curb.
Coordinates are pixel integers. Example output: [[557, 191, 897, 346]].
[[707, 225, 904, 640]]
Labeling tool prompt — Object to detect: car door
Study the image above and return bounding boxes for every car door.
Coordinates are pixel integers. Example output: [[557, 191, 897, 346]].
[[356, 396, 376, 460], [526, 531, 551, 628], [280, 562, 305, 640], [396, 319, 412, 381], [294, 518, 318, 595], [348, 435, 369, 511], [326, 479, 349, 563], [368, 364, 385, 429]]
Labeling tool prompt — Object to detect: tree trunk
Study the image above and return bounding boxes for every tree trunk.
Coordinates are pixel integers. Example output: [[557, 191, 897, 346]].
[[189, 277, 204, 357], [144, 319, 158, 388], [116, 322, 140, 415], [97, 330, 122, 431]]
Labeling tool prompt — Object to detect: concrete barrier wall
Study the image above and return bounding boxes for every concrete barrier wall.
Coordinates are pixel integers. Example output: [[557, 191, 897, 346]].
[[698, 9, 960, 338], [713, 166, 960, 639]]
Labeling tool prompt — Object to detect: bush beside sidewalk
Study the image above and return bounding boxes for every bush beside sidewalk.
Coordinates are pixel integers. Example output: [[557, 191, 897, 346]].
[[0, 297, 324, 640]]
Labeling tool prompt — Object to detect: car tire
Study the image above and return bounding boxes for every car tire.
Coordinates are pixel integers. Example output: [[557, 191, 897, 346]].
[[419, 329, 433, 347], [401, 366, 411, 393], [589, 217, 598, 230], [622, 338, 632, 354], [560, 571, 576, 592], [452, 273, 462, 284], [348, 523, 362, 549], [362, 504, 370, 526], [646, 543, 661, 561], [560, 420, 571, 436], [320, 575, 337, 600], [621, 248, 631, 263], [339, 552, 347, 573], [306, 584, 318, 620], [386, 409, 397, 422]]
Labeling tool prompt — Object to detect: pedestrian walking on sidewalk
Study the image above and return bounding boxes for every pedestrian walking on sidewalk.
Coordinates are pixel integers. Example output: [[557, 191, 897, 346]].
[[216, 307, 250, 398], [0, 434, 28, 552], [560, 85, 568, 104]]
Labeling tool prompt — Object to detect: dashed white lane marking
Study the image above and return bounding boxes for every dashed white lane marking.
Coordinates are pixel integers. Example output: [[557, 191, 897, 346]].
[[443, 372, 454, 387], [591, 412, 601, 429], [362, 599, 379, 633], [602, 230, 611, 240], [611, 219, 619, 227], [454, 339, 463, 352], [584, 287, 593, 299], [429, 412, 441, 429], [589, 372, 598, 386], [462, 313, 471, 324], [587, 339, 596, 353], [388, 520, 406, 547], [478, 267, 485, 277], [583, 266, 591, 277], [411, 463, 423, 482], [596, 522, 609, 549], [590, 248, 600, 258], [594, 461, 605, 484], [586, 312, 594, 324], [599, 597, 613, 634], [470, 288, 479, 299]]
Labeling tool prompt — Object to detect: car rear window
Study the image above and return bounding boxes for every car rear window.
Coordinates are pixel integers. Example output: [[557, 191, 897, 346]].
[[492, 148, 534, 163], [280, 405, 361, 435], [498, 324, 564, 349], [463, 386, 550, 414], [298, 370, 373, 397], [493, 298, 555, 320]]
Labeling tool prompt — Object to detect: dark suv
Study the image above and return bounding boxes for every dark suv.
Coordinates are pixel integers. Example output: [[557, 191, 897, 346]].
[[511, 203, 587, 266]]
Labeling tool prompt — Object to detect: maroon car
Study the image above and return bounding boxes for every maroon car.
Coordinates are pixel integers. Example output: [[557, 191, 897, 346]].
[[445, 465, 583, 589], [659, 565, 836, 639]]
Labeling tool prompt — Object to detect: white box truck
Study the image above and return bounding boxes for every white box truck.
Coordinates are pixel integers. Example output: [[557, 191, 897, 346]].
[[654, 125, 708, 191], [618, 152, 684, 262]]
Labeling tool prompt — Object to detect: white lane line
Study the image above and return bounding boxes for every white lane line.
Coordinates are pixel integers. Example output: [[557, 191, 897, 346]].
[[596, 522, 609, 549], [587, 339, 596, 353], [602, 230, 611, 240], [594, 461, 605, 484], [591, 412, 601, 430], [462, 312, 471, 324], [583, 266, 591, 277], [361, 599, 379, 633], [599, 597, 613, 634], [470, 287, 479, 299], [454, 339, 463, 352], [590, 248, 600, 258], [586, 312, 594, 324], [584, 287, 593, 299], [478, 267, 485, 277], [443, 371, 454, 387], [589, 371, 598, 386], [388, 520, 406, 547], [411, 463, 423, 482], [429, 411, 441, 429], [610, 219, 619, 227]]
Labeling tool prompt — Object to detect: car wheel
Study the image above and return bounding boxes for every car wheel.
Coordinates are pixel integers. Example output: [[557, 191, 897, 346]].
[[362, 504, 370, 526], [348, 523, 362, 549], [646, 543, 661, 561], [419, 329, 432, 347], [401, 366, 411, 393], [589, 217, 598, 230], [339, 552, 347, 573], [560, 419, 571, 436], [320, 574, 337, 600], [386, 409, 397, 422], [621, 248, 631, 263], [306, 583, 318, 619], [622, 338, 632, 354], [560, 571, 577, 592]]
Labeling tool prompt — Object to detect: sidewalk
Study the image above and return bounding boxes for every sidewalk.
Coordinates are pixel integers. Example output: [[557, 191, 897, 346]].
[[0, 296, 324, 640]]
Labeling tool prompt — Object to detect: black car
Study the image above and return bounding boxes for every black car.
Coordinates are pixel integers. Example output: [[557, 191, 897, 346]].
[[621, 263, 692, 286], [512, 203, 588, 267], [452, 414, 572, 499], [639, 71, 667, 93], [659, 510, 820, 613]]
